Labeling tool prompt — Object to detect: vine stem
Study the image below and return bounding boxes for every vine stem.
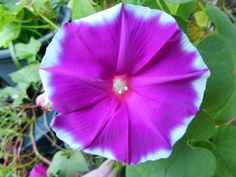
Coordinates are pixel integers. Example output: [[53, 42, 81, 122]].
[[113, 161, 123, 177], [37, 11, 59, 30], [22, 24, 51, 29], [9, 42, 21, 69], [29, 118, 51, 165]]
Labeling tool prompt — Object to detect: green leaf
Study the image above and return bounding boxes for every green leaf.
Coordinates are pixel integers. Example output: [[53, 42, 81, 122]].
[[206, 5, 236, 56], [174, 16, 187, 32], [49, 0, 66, 9], [123, 0, 160, 9], [0, 22, 21, 48], [186, 111, 215, 141], [164, 0, 193, 4], [176, 1, 195, 20], [32, 0, 47, 10], [203, 5, 236, 124], [208, 126, 236, 177], [32, 0, 56, 19], [213, 90, 236, 123], [198, 35, 236, 124], [15, 37, 41, 63], [127, 141, 216, 177], [0, 5, 16, 30], [165, 145, 216, 177], [143, 0, 160, 9], [126, 160, 166, 177], [0, 2, 24, 31], [0, 83, 29, 106], [0, 0, 18, 5], [0, 86, 22, 101], [10, 63, 40, 85], [68, 0, 96, 20], [194, 11, 209, 28], [160, 1, 179, 15], [47, 150, 89, 177]]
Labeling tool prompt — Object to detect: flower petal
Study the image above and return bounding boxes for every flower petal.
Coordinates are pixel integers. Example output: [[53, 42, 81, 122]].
[[116, 4, 178, 75], [132, 29, 210, 109], [131, 58, 209, 147], [41, 4, 123, 80], [40, 68, 111, 113], [133, 29, 209, 79], [51, 97, 120, 150], [30, 164, 47, 177], [84, 92, 173, 164], [132, 88, 197, 146]]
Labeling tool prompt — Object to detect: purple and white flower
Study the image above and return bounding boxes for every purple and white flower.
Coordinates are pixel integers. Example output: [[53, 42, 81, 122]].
[[40, 4, 210, 164]]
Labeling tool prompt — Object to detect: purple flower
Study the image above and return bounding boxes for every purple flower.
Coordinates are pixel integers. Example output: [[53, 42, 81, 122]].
[[40, 4, 210, 164], [30, 164, 47, 177]]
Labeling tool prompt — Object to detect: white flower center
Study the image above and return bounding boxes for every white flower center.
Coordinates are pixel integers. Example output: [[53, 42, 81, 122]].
[[113, 77, 128, 95]]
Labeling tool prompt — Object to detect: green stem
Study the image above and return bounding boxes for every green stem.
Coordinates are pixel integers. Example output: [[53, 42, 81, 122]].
[[37, 11, 59, 30], [22, 24, 51, 29], [113, 161, 123, 177], [156, 0, 171, 14], [25, 28, 43, 38], [30, 120, 51, 165], [13, 18, 32, 23], [9, 43, 21, 69]]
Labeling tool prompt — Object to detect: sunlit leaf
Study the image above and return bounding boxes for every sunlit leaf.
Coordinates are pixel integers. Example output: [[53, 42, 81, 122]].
[[47, 150, 89, 177], [194, 11, 209, 28], [165, 0, 193, 4], [10, 63, 40, 84], [0, 22, 21, 48], [15, 37, 41, 63], [68, 0, 96, 20]]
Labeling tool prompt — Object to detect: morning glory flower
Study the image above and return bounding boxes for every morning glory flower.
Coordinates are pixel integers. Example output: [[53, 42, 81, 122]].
[[30, 164, 47, 177], [40, 4, 210, 164]]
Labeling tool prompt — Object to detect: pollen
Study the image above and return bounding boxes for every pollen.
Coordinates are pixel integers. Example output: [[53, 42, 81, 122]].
[[113, 77, 128, 95]]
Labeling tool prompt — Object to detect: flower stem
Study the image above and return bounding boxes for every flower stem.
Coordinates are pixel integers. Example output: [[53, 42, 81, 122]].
[[13, 18, 32, 23], [29, 120, 51, 165], [37, 11, 59, 30], [22, 24, 51, 29], [9, 42, 21, 69], [113, 161, 123, 177], [156, 0, 171, 14]]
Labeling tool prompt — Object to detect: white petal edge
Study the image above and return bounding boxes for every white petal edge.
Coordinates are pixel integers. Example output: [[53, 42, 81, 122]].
[[75, 3, 122, 26], [180, 32, 210, 108], [138, 149, 172, 164], [181, 33, 209, 71], [39, 70, 53, 99], [84, 148, 116, 162], [192, 71, 210, 108], [170, 116, 194, 146], [51, 118, 83, 149], [40, 28, 64, 68], [126, 4, 176, 25]]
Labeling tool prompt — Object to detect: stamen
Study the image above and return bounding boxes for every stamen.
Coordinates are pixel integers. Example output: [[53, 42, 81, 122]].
[[113, 77, 128, 95]]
